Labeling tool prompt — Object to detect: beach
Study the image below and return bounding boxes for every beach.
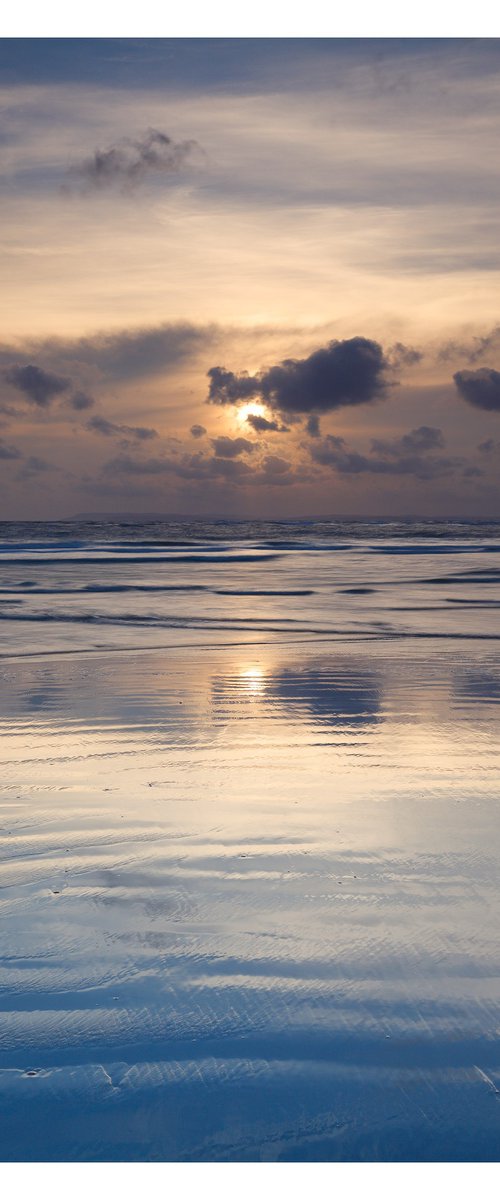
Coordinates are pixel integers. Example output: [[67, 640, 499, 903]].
[[2, 520, 500, 1160]]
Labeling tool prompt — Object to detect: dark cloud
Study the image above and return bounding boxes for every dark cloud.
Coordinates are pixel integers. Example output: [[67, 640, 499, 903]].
[[211, 435, 257, 458], [453, 368, 500, 412], [252, 455, 294, 486], [2, 363, 94, 419], [305, 414, 320, 437], [0, 439, 22, 461], [245, 413, 289, 433], [310, 425, 464, 481], [105, 454, 174, 477], [106, 451, 253, 483], [190, 424, 206, 439], [202, 457, 253, 481], [387, 342, 423, 368], [371, 425, 445, 456], [207, 337, 389, 416], [86, 414, 158, 440], [69, 390, 95, 411], [478, 439, 499, 453], [103, 447, 304, 489], [3, 364, 70, 407], [66, 128, 202, 194], [207, 366, 259, 405]]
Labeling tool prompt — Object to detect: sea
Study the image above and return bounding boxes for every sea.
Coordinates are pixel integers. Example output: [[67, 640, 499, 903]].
[[1, 518, 500, 1161]]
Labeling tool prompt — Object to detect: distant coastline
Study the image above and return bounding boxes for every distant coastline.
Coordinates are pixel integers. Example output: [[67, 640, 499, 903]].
[[68, 512, 500, 526]]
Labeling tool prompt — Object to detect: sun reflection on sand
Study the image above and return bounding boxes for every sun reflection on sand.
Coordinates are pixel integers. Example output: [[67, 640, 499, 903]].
[[239, 664, 267, 694]]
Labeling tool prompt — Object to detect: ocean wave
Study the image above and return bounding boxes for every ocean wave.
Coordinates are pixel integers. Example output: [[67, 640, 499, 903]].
[[0, 552, 282, 566]]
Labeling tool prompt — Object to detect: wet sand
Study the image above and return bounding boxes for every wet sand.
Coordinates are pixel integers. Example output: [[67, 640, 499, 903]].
[[1, 524, 500, 1159]]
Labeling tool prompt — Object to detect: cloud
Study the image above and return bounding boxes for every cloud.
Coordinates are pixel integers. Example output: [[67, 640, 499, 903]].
[[245, 413, 290, 433], [478, 438, 499, 453], [66, 128, 202, 194], [86, 414, 158, 440], [190, 424, 206, 439], [105, 454, 172, 477], [462, 465, 483, 478], [206, 337, 389, 416], [69, 390, 95, 411], [211, 435, 257, 458], [386, 342, 423, 368], [0, 321, 211, 386], [207, 366, 260, 405], [102, 447, 304, 490], [467, 327, 500, 363], [24, 456, 51, 471], [453, 368, 500, 412], [202, 457, 254, 481], [305, 414, 320, 437], [251, 454, 294, 486], [0, 439, 22, 461], [371, 425, 445, 456], [105, 451, 254, 483], [439, 326, 500, 365], [310, 425, 464, 480], [3, 364, 70, 407], [16, 455, 53, 480], [259, 454, 291, 475], [0, 402, 20, 420], [70, 321, 210, 381]]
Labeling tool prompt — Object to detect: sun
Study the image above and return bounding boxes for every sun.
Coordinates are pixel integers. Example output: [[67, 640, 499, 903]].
[[237, 402, 268, 425]]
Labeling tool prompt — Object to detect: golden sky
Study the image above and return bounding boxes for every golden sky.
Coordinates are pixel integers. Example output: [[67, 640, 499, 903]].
[[2, 39, 500, 518]]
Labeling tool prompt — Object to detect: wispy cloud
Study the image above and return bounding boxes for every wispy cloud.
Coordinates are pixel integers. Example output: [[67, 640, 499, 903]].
[[65, 128, 203, 195], [0, 439, 22, 461], [386, 342, 423, 368], [438, 325, 500, 365], [86, 414, 158, 441]]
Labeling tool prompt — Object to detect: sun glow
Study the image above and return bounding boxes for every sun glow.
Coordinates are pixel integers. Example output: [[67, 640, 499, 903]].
[[237, 402, 268, 425]]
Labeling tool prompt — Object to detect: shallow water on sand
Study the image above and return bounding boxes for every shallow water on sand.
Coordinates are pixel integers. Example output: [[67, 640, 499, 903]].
[[2, 521, 500, 1160]]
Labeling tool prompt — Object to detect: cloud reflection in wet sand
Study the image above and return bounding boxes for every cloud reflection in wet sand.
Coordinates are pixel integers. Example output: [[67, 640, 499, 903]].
[[2, 638, 500, 1160]]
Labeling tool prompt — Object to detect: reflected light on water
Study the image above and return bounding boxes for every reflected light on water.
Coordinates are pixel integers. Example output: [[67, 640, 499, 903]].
[[3, 519, 500, 1161], [2, 642, 500, 1161], [239, 664, 267, 694]]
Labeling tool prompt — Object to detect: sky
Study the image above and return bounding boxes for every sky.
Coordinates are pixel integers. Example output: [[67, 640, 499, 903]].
[[2, 37, 500, 520]]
